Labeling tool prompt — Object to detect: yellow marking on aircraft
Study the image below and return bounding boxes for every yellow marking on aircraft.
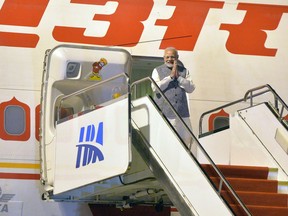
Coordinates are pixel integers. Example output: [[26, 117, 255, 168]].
[[0, 162, 40, 169]]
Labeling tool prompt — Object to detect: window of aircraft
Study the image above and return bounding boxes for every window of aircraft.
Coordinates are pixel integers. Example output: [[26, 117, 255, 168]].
[[208, 109, 229, 132], [5, 106, 25, 135], [0, 97, 30, 141], [66, 62, 81, 78]]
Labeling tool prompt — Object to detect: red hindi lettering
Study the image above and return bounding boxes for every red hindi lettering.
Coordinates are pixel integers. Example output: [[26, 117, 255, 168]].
[[156, 0, 224, 51], [53, 0, 153, 46], [220, 3, 288, 56], [0, 0, 49, 47]]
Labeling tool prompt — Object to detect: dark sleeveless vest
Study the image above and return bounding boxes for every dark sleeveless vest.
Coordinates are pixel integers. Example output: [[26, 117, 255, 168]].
[[154, 64, 190, 118]]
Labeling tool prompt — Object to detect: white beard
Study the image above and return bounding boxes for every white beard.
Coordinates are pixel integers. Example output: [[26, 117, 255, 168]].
[[165, 62, 173, 68]]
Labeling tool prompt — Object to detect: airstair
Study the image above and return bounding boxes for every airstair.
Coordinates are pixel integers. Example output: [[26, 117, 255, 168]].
[[40, 45, 288, 216], [198, 85, 288, 215]]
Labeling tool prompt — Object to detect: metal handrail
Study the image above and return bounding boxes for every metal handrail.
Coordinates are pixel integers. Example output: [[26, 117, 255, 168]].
[[131, 76, 251, 216], [244, 84, 288, 119], [199, 84, 288, 135], [131, 77, 197, 149], [57, 73, 129, 122], [59, 73, 129, 103]]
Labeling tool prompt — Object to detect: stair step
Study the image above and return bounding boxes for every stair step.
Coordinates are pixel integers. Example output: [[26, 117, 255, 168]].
[[222, 191, 288, 207], [279, 181, 288, 193], [207, 164, 288, 216], [231, 204, 288, 216], [211, 177, 278, 193], [202, 164, 269, 179]]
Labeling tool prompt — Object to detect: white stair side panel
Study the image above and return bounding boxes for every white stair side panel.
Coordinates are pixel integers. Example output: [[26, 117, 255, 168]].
[[54, 98, 130, 194], [198, 129, 231, 164], [239, 103, 288, 181], [229, 113, 278, 167]]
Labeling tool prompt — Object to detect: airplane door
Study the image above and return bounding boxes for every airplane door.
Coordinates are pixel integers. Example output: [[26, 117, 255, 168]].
[[40, 45, 132, 194]]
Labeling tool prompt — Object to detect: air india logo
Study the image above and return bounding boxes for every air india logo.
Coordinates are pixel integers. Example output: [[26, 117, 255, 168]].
[[0, 187, 15, 213], [75, 122, 104, 168]]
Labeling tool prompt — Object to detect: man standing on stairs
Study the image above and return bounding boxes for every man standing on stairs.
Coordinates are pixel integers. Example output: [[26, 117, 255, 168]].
[[151, 47, 196, 153]]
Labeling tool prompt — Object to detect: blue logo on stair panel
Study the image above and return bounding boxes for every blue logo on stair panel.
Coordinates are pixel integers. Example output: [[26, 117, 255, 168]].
[[76, 122, 104, 168]]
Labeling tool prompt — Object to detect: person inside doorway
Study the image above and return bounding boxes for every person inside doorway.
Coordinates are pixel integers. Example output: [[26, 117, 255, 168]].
[[151, 47, 196, 153]]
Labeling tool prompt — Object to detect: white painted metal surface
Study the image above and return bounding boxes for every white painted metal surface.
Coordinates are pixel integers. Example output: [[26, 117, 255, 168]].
[[54, 98, 130, 194], [239, 104, 288, 179]]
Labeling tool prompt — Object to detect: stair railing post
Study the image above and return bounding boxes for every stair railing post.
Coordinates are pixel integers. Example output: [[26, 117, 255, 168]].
[[249, 92, 253, 107], [280, 105, 284, 120], [274, 96, 279, 112], [218, 179, 223, 194]]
